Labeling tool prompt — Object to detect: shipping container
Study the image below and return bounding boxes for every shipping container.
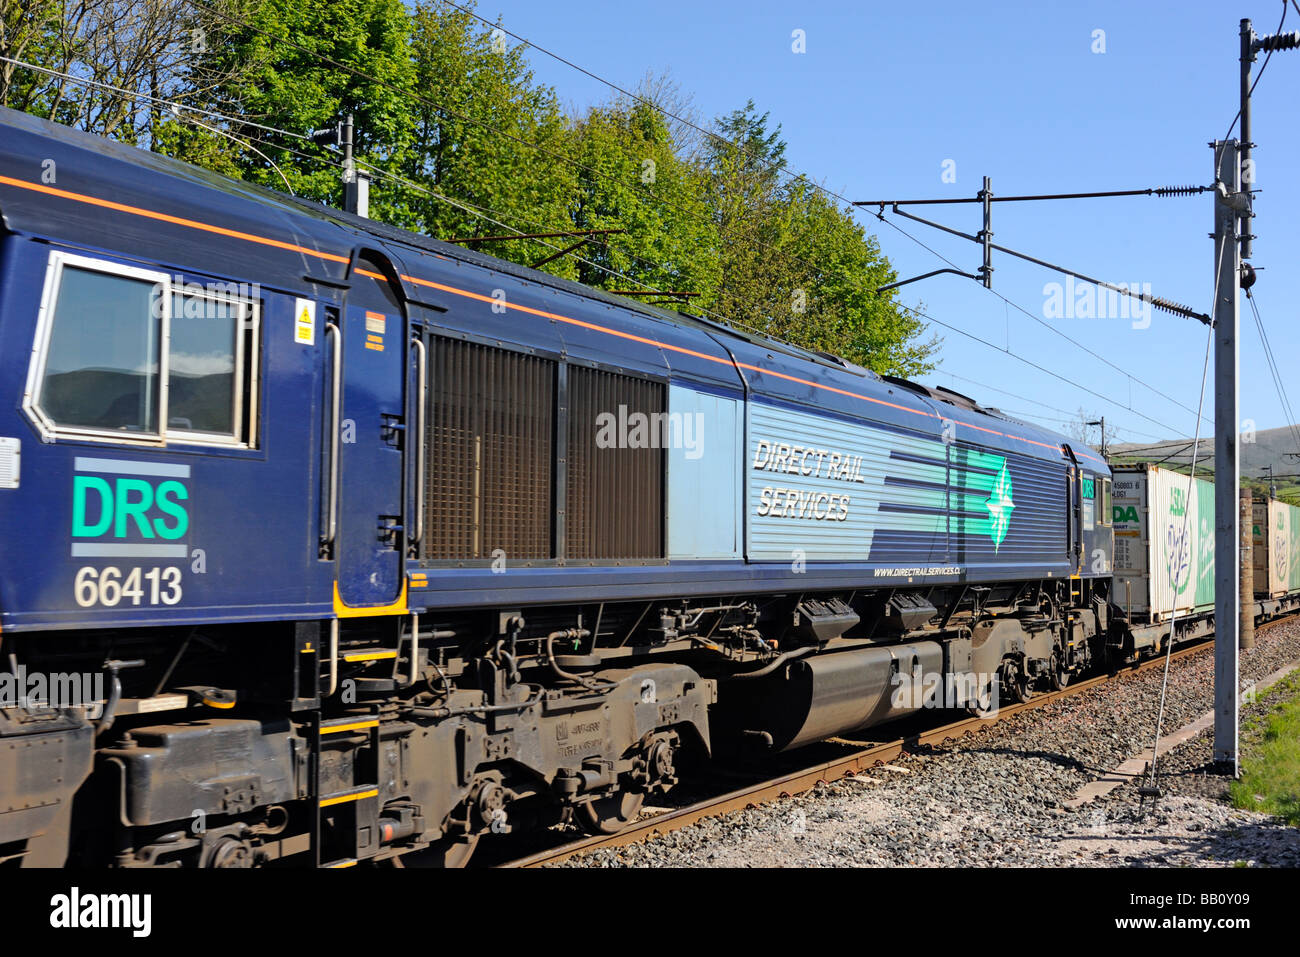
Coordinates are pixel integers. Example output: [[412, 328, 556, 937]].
[[1252, 498, 1300, 599], [1112, 465, 1215, 624]]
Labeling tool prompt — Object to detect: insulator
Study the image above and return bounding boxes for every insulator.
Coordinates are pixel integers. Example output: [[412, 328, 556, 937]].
[[1153, 185, 1210, 197], [1149, 296, 1210, 323], [1256, 30, 1300, 52]]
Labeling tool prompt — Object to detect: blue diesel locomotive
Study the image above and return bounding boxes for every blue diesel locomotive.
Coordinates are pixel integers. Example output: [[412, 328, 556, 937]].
[[0, 107, 1115, 866]]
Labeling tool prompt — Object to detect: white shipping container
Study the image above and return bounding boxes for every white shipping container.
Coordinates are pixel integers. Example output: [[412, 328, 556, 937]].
[[1253, 499, 1300, 599], [1112, 465, 1215, 624]]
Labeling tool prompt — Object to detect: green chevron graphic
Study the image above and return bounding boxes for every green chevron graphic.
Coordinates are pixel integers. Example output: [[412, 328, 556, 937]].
[[869, 446, 1017, 548]]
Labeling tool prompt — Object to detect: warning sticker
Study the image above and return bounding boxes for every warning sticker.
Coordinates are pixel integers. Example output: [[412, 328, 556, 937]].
[[294, 298, 316, 345], [365, 311, 386, 351]]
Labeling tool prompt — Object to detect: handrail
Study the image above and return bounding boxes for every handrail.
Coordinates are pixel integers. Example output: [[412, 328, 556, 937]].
[[323, 321, 342, 552], [411, 336, 427, 551]]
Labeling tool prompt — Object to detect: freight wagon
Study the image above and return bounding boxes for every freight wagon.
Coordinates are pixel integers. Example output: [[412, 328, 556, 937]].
[[1111, 465, 1215, 641], [1112, 464, 1300, 651], [1252, 497, 1300, 616]]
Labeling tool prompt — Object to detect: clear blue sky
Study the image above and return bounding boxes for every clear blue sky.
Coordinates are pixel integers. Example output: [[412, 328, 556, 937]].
[[473, 0, 1298, 448]]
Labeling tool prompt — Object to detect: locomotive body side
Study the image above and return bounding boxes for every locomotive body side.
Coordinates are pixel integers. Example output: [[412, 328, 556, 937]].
[[0, 106, 1119, 867]]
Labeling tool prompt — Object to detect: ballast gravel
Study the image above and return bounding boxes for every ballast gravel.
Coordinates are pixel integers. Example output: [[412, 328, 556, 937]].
[[558, 622, 1300, 868]]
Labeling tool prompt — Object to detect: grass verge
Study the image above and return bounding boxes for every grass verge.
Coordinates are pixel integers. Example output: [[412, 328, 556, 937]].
[[1229, 670, 1300, 825]]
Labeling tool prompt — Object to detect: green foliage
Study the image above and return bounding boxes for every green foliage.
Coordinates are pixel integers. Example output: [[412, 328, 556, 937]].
[[2, 0, 935, 377], [703, 102, 934, 375], [400, 1, 577, 276], [569, 101, 720, 300], [1230, 672, 1300, 826], [0, 0, 63, 111], [182, 0, 416, 209]]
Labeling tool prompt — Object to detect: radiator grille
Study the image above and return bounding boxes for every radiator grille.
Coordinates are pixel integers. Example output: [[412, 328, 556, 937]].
[[566, 366, 664, 560], [423, 338, 555, 560]]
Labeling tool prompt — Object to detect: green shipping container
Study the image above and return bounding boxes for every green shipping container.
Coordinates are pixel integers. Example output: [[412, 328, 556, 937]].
[[1112, 465, 1215, 624]]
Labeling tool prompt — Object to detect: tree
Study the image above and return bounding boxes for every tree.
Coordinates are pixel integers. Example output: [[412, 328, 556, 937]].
[[3, 3, 938, 378], [1063, 408, 1118, 450], [167, 0, 417, 211], [568, 99, 719, 302], [1, 0, 257, 144], [703, 101, 936, 376], [704, 101, 790, 332], [400, 1, 577, 274]]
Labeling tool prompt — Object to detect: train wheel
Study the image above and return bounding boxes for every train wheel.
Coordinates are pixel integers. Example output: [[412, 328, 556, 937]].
[[1003, 662, 1032, 704], [1049, 654, 1070, 691], [967, 676, 998, 718], [392, 834, 480, 869], [576, 789, 645, 835]]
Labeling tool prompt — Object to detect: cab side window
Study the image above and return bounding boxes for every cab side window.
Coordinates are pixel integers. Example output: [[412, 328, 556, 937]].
[[168, 289, 258, 445], [29, 251, 260, 448], [37, 259, 164, 435]]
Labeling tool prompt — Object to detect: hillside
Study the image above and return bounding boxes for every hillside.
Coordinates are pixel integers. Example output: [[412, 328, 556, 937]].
[[1110, 424, 1300, 504]]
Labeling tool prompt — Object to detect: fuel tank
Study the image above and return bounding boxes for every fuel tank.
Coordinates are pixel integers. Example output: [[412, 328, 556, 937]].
[[715, 641, 945, 752]]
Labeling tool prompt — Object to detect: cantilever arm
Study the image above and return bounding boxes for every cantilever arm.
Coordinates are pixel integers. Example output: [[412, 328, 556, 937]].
[[876, 267, 978, 294]]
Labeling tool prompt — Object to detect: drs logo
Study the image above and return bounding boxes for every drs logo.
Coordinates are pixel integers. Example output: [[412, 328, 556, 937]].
[[69, 458, 190, 555], [68, 458, 191, 609], [73, 475, 188, 541]]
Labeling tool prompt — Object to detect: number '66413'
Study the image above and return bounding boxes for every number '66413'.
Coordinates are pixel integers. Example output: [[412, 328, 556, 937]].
[[74, 566, 182, 607]]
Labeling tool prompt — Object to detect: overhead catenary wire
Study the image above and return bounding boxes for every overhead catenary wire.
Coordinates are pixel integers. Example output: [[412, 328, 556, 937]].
[[433, 0, 871, 216], [895, 301, 1187, 437], [0, 54, 311, 142], [0, 55, 308, 195], [940, 371, 1079, 418], [1150, 440, 1208, 468], [936, 372, 1167, 443], [172, 108, 294, 194], [994, 408, 1163, 441], [870, 207, 1213, 429], [1111, 439, 1208, 463], [430, 0, 1214, 439], [1108, 437, 1207, 457], [1246, 291, 1300, 458]]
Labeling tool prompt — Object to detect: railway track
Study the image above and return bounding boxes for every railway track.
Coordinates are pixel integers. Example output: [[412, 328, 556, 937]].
[[501, 617, 1293, 868]]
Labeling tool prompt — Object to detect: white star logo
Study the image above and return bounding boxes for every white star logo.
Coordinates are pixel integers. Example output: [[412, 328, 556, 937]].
[[985, 462, 1015, 552]]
